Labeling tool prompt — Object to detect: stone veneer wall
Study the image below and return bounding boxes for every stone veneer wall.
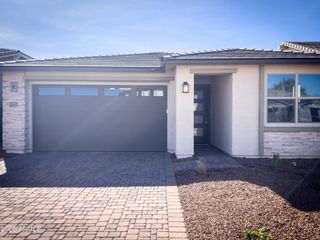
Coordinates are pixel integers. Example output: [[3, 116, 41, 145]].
[[2, 72, 29, 153], [264, 131, 320, 157]]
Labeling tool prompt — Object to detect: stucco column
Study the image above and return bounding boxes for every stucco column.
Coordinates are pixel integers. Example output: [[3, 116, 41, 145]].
[[174, 66, 194, 158]]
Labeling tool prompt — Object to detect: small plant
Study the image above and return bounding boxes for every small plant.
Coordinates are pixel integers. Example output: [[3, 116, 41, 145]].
[[243, 227, 276, 240], [195, 159, 208, 176], [312, 180, 320, 191], [271, 152, 281, 167]]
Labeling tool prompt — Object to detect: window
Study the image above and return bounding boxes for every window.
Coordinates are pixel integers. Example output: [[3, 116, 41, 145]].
[[39, 87, 65, 96], [194, 103, 203, 112], [194, 90, 204, 99], [267, 74, 320, 124], [268, 74, 295, 97], [105, 87, 132, 96], [194, 128, 203, 136], [136, 89, 151, 97], [153, 90, 164, 97], [71, 87, 98, 96], [298, 74, 320, 97], [299, 100, 320, 122], [194, 115, 204, 124], [267, 99, 295, 122]]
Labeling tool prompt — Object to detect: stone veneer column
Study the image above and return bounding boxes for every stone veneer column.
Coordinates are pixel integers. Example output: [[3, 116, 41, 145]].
[[3, 72, 29, 153]]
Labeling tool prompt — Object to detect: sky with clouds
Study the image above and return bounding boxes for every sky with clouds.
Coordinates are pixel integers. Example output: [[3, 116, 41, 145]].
[[1, 0, 319, 59]]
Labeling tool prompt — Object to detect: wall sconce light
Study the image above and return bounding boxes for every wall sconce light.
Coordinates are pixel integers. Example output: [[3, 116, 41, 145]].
[[182, 81, 189, 93]]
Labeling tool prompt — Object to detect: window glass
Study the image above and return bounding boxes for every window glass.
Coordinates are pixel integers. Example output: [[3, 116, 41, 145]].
[[71, 87, 98, 96], [136, 89, 151, 96], [141, 90, 150, 96], [298, 74, 320, 97], [39, 87, 65, 96], [268, 74, 295, 97], [105, 88, 131, 96], [194, 103, 203, 112], [194, 128, 204, 136], [299, 99, 320, 122], [267, 99, 295, 123], [194, 115, 204, 124], [194, 90, 204, 99], [154, 90, 164, 97]]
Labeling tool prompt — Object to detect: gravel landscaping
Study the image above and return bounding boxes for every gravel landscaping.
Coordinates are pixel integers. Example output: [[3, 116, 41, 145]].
[[177, 157, 320, 240]]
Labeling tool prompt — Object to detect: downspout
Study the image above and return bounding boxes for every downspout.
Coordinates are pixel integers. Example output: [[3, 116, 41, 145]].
[[258, 64, 265, 156]]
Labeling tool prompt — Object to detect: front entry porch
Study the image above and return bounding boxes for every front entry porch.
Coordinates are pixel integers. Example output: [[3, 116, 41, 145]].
[[194, 74, 233, 155], [173, 145, 242, 174]]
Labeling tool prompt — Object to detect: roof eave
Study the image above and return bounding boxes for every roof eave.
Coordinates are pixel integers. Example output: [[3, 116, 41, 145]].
[[0, 65, 164, 73], [17, 51, 34, 60], [164, 58, 320, 65]]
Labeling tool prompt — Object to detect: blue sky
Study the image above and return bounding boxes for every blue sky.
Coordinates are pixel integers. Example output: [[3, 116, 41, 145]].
[[1, 0, 319, 59]]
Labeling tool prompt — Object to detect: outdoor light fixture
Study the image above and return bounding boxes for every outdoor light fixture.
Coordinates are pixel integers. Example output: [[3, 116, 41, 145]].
[[182, 81, 190, 93]]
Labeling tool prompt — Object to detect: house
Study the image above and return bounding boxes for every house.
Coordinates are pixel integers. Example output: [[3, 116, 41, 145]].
[[0, 48, 33, 145], [0, 48, 33, 62], [0, 48, 319, 158], [280, 41, 320, 53]]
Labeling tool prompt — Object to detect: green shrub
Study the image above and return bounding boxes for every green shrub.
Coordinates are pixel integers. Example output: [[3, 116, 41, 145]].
[[312, 180, 320, 191], [243, 227, 276, 240]]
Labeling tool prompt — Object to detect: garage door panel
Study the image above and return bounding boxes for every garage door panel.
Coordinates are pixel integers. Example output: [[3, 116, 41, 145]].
[[33, 85, 167, 151]]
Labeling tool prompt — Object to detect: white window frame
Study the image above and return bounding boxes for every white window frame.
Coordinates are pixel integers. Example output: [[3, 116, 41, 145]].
[[265, 73, 320, 127]]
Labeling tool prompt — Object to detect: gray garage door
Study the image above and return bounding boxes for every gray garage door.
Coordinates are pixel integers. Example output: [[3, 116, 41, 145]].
[[33, 85, 167, 151]]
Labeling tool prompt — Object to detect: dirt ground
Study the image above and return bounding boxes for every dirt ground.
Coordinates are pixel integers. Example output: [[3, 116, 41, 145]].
[[177, 157, 320, 240]]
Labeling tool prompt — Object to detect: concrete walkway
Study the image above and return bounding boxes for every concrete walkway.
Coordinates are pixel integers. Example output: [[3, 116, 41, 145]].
[[174, 145, 242, 173], [0, 152, 187, 240]]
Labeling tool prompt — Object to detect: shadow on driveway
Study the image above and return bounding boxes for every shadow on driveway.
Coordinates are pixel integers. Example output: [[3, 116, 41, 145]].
[[0, 152, 171, 187]]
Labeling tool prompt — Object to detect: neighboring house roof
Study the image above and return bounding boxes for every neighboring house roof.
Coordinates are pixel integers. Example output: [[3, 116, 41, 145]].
[[1, 48, 320, 72], [0, 48, 33, 61], [279, 41, 320, 53]]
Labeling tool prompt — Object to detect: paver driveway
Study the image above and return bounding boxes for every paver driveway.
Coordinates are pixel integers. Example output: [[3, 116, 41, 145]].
[[0, 152, 187, 240]]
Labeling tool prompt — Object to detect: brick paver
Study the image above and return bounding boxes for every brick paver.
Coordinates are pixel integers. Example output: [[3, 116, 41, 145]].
[[0, 152, 187, 239]]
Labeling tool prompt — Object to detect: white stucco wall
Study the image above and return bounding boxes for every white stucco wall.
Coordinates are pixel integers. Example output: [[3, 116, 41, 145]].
[[232, 65, 260, 156], [210, 74, 233, 154], [174, 65, 260, 158], [174, 66, 194, 158]]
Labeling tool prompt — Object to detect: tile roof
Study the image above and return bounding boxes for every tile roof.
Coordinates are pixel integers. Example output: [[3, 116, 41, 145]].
[[0, 52, 170, 68], [1, 48, 320, 69], [164, 48, 320, 60], [280, 41, 320, 53], [0, 48, 33, 61]]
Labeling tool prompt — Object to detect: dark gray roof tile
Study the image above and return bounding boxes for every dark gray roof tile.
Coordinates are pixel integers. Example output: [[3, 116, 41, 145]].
[[1, 52, 170, 68], [165, 48, 320, 60]]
